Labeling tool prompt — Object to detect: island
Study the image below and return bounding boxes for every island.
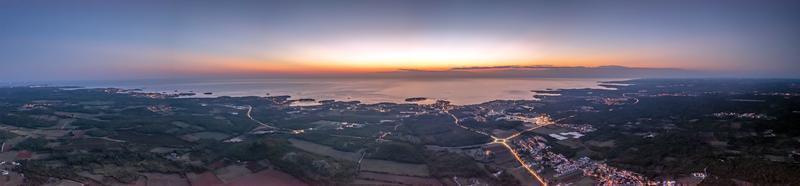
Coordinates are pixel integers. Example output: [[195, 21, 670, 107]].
[[404, 97, 428, 102]]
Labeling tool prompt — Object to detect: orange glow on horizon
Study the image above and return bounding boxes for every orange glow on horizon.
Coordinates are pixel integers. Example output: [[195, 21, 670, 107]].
[[279, 37, 543, 70], [146, 41, 675, 75], [161, 56, 668, 74]]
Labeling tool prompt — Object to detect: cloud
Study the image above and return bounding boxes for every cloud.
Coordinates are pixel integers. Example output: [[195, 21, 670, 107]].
[[363, 65, 703, 79], [449, 65, 558, 70]]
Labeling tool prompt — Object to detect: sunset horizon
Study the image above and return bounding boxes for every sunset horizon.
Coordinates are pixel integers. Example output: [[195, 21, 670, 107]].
[[3, 0, 799, 82]]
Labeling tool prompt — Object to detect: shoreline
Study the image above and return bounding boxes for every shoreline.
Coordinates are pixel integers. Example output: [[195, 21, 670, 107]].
[[13, 77, 622, 105], [18, 80, 630, 107]]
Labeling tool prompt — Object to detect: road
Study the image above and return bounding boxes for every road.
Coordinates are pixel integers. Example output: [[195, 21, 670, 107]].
[[444, 109, 549, 186], [244, 105, 297, 135], [245, 105, 277, 129], [622, 93, 640, 104]]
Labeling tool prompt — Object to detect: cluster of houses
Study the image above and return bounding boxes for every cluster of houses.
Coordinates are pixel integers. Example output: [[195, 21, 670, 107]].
[[511, 135, 653, 185]]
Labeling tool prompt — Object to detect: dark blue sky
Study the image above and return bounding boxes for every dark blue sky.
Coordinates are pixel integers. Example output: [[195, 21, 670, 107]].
[[1, 0, 798, 82]]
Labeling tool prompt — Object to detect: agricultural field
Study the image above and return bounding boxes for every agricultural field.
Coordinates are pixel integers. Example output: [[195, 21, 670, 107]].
[[359, 159, 430, 177], [288, 138, 361, 162]]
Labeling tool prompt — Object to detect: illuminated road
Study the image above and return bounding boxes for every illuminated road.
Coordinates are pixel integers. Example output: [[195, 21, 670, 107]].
[[622, 93, 640, 104], [498, 140, 547, 186], [244, 105, 295, 134], [445, 109, 549, 186], [246, 105, 276, 129], [492, 127, 549, 186]]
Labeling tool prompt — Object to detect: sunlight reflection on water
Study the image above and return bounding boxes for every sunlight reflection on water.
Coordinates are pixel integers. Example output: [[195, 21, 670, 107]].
[[78, 78, 622, 105]]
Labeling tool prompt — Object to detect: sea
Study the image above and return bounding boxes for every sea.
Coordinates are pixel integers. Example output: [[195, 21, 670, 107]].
[[63, 78, 621, 105]]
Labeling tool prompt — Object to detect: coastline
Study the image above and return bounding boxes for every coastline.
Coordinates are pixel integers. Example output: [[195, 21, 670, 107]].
[[37, 77, 625, 105]]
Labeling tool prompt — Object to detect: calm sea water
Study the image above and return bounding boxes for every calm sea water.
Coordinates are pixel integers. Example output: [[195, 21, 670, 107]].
[[73, 78, 619, 105]]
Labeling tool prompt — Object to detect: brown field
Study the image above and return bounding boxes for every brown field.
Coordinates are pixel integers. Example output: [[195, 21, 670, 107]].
[[187, 172, 224, 186], [0, 172, 24, 186], [289, 138, 361, 161], [359, 159, 430, 177], [586, 140, 615, 148], [214, 165, 252, 183], [224, 170, 307, 186], [569, 176, 598, 185], [76, 171, 105, 182], [508, 167, 540, 186], [52, 179, 84, 186], [351, 179, 405, 186], [556, 140, 582, 149], [120, 177, 147, 186], [142, 173, 189, 186], [358, 172, 442, 186]]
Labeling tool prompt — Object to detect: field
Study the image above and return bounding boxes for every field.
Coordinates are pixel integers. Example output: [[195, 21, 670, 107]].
[[182, 132, 231, 142], [357, 172, 443, 186], [530, 125, 571, 136], [142, 173, 189, 186], [351, 179, 404, 186], [359, 159, 430, 177], [508, 167, 539, 186], [187, 172, 224, 186], [586, 140, 615, 148], [114, 131, 190, 147], [289, 138, 361, 161], [225, 170, 308, 186], [214, 165, 252, 183]]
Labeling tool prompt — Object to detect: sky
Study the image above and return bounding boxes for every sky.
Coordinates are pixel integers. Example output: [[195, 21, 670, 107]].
[[1, 0, 799, 82]]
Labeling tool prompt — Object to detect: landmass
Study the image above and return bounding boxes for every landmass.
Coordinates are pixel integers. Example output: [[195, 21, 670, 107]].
[[405, 97, 428, 102], [0, 79, 798, 185]]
